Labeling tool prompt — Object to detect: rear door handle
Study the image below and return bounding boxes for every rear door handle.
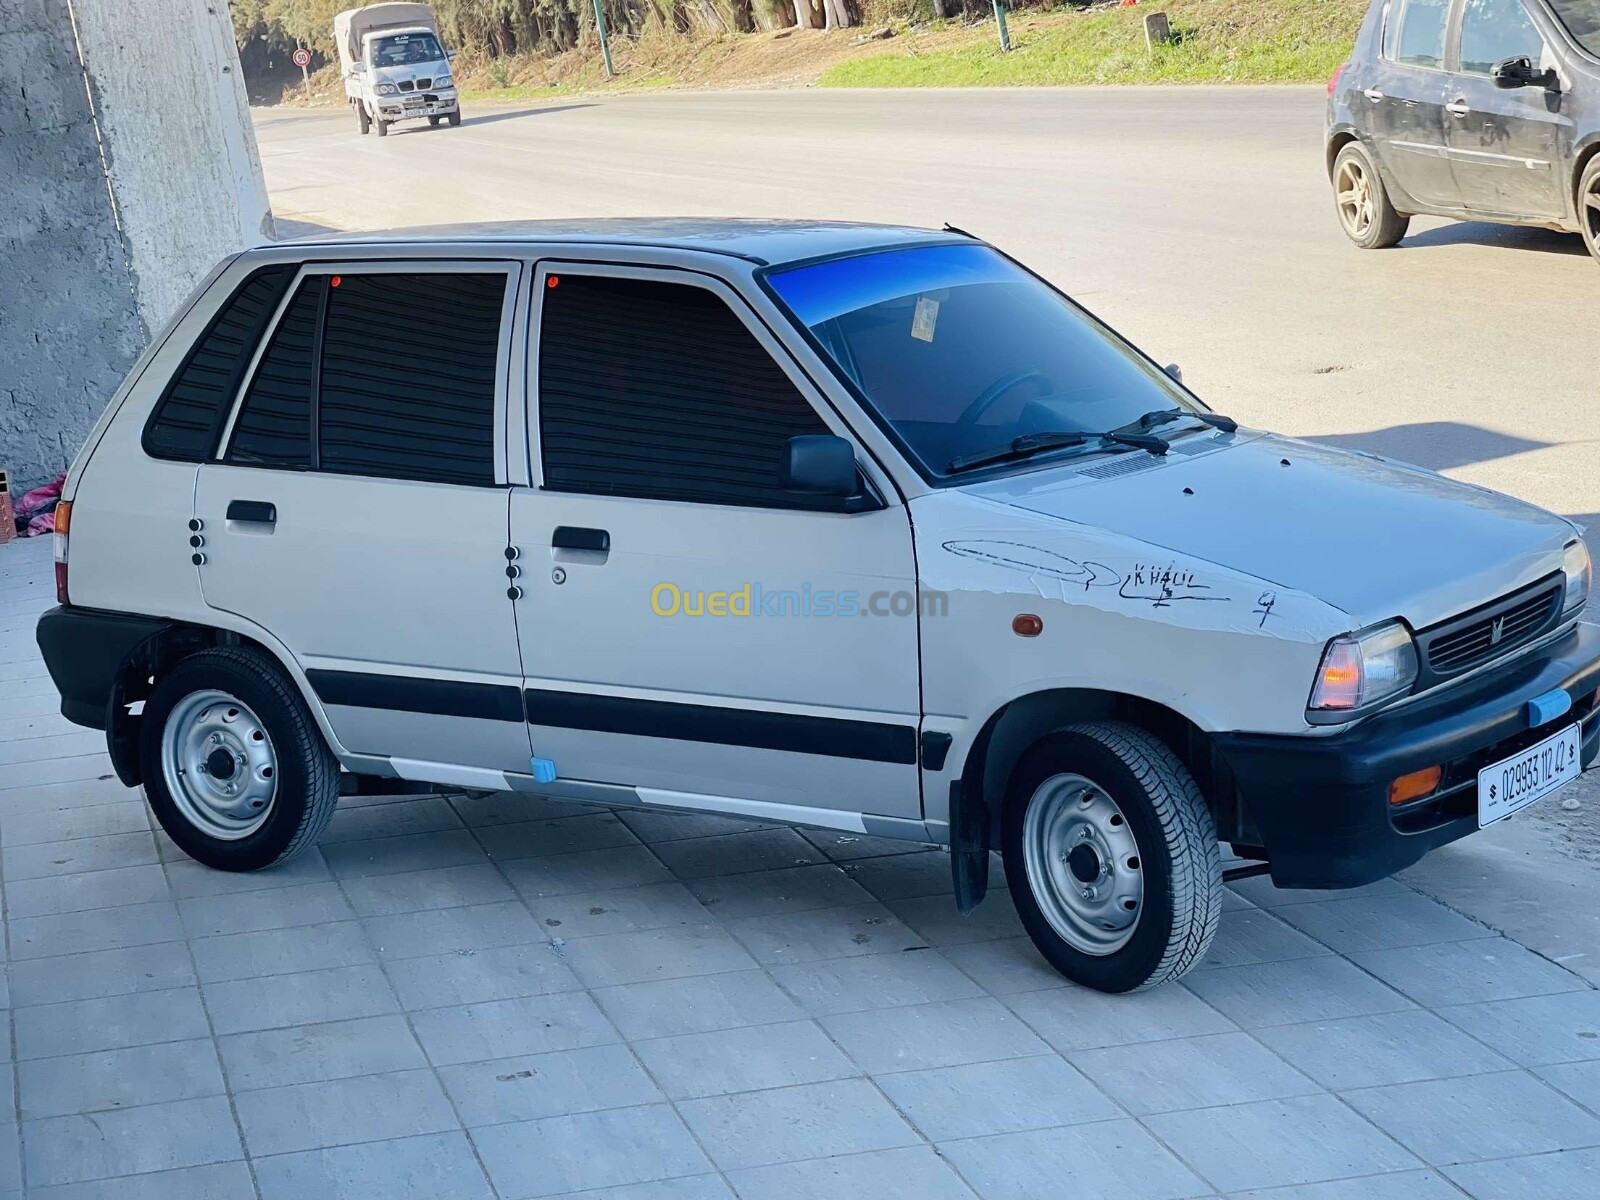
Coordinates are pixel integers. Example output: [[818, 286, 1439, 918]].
[[1446, 99, 1471, 117], [226, 500, 277, 525], [552, 526, 609, 553], [1364, 88, 1384, 102]]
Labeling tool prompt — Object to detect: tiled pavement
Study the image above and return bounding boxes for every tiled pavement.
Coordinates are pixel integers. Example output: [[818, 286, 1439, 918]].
[[5, 535, 1600, 1199]]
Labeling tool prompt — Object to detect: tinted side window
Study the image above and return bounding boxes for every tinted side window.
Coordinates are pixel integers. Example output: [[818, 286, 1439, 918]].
[[1396, 0, 1450, 66], [228, 276, 322, 469], [1459, 0, 1543, 73], [144, 265, 294, 461], [319, 273, 504, 486], [539, 275, 830, 508]]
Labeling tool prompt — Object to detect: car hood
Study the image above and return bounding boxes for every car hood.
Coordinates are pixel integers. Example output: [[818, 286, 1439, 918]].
[[965, 430, 1578, 629]]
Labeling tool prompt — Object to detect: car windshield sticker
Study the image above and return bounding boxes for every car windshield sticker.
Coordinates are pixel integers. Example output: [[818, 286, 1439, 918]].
[[911, 295, 940, 343]]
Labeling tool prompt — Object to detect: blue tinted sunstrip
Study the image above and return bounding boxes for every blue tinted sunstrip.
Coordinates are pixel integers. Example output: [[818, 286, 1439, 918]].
[[769, 243, 1017, 328]]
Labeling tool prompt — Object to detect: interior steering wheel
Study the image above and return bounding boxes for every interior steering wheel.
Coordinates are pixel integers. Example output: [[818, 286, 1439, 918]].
[[952, 370, 1054, 435]]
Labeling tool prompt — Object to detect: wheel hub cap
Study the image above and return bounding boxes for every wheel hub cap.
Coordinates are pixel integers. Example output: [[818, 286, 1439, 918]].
[[160, 689, 278, 841], [1022, 773, 1144, 955], [1337, 160, 1374, 238]]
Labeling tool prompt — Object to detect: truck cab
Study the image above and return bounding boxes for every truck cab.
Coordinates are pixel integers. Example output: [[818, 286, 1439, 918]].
[[337, 3, 460, 137]]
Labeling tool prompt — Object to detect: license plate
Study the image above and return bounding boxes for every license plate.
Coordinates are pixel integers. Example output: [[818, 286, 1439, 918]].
[[1478, 723, 1581, 827]]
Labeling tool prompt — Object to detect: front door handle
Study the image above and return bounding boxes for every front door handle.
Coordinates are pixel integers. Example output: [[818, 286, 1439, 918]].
[[1446, 99, 1471, 117], [552, 526, 610, 553], [226, 500, 277, 525], [1364, 88, 1384, 102]]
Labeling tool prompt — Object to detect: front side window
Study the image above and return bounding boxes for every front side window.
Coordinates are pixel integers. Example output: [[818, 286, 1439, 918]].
[[766, 243, 1199, 482], [538, 274, 831, 508], [1459, 0, 1544, 73], [227, 270, 505, 485], [371, 32, 445, 66], [1547, 0, 1600, 55], [1394, 0, 1451, 66]]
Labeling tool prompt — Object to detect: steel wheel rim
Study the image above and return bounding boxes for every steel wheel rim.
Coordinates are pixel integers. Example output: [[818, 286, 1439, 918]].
[[1022, 773, 1144, 955], [1337, 159, 1375, 239], [160, 689, 278, 841]]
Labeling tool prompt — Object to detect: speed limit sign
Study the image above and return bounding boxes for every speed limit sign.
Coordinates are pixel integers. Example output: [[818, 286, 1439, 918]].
[[292, 47, 312, 68]]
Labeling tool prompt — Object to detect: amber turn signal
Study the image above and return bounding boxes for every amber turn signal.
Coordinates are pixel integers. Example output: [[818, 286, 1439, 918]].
[[1389, 765, 1442, 806], [1012, 614, 1043, 637]]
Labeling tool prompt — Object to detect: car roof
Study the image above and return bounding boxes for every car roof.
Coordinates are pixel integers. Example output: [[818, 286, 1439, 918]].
[[275, 218, 971, 268]]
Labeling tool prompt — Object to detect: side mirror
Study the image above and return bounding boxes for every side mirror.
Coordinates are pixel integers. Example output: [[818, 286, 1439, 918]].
[[448, 48, 460, 62], [353, 61, 366, 73], [1164, 363, 1183, 384], [782, 435, 857, 499], [1492, 55, 1558, 90]]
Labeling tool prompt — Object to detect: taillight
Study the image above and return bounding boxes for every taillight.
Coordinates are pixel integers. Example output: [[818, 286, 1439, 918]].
[[1328, 62, 1347, 97], [53, 500, 71, 605]]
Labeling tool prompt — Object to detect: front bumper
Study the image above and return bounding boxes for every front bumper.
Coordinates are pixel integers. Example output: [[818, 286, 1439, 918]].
[[1215, 622, 1600, 889], [376, 93, 457, 120]]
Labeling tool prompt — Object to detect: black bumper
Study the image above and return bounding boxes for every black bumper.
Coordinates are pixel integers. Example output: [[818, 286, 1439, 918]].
[[35, 606, 169, 732], [1215, 623, 1600, 890]]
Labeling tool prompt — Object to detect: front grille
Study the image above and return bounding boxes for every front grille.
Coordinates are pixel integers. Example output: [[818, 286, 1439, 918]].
[[1416, 574, 1563, 680], [415, 77, 433, 88], [397, 79, 415, 92]]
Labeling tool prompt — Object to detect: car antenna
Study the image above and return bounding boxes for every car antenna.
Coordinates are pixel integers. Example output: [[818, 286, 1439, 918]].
[[942, 223, 980, 239]]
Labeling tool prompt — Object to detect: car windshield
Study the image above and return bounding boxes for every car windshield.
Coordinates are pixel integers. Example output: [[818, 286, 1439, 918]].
[[372, 32, 445, 67], [766, 242, 1200, 481], [1548, 0, 1600, 54]]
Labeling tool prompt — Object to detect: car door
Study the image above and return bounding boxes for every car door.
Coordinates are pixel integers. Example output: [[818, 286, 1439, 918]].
[[1370, 0, 1462, 208], [194, 260, 532, 783], [1443, 0, 1570, 220], [509, 262, 924, 828]]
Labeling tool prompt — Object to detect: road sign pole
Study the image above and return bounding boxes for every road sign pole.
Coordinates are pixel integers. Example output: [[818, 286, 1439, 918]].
[[592, 0, 616, 77], [992, 0, 1011, 52]]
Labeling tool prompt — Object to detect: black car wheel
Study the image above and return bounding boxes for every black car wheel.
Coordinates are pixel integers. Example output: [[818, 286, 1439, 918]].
[[1333, 141, 1410, 250], [1580, 157, 1600, 265]]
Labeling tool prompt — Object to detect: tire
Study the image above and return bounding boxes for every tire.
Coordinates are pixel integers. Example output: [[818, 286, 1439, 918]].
[[1333, 141, 1410, 250], [446, 106, 461, 127], [356, 101, 370, 135], [140, 647, 338, 872], [1002, 721, 1222, 993], [375, 117, 389, 138], [428, 115, 441, 127], [1579, 156, 1600, 265]]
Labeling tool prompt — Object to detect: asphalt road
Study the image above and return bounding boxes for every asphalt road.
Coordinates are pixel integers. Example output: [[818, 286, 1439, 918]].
[[255, 86, 1600, 963], [256, 85, 1600, 528]]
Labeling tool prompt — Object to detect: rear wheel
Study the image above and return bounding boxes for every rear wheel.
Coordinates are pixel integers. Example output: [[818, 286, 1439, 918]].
[[1579, 156, 1600, 265], [141, 647, 338, 872], [1002, 722, 1222, 992], [1333, 141, 1410, 249], [355, 101, 370, 135]]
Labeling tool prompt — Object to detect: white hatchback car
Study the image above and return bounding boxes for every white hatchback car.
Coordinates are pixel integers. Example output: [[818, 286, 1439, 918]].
[[36, 220, 1600, 992]]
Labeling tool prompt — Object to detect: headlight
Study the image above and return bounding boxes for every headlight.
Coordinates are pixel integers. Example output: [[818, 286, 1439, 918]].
[[375, 82, 398, 96], [436, 75, 454, 89], [1308, 620, 1418, 714], [1564, 540, 1591, 614]]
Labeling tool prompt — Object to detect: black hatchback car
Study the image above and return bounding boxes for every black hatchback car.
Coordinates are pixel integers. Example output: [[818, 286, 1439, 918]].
[[1327, 0, 1600, 262]]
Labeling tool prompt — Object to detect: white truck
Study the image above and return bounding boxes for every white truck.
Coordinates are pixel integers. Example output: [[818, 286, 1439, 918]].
[[336, 3, 460, 137]]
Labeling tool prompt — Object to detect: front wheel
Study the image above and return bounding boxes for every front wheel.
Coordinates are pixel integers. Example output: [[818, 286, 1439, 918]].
[[140, 647, 338, 872], [446, 106, 462, 127], [356, 101, 370, 135], [1579, 156, 1600, 265], [375, 117, 389, 138], [1333, 141, 1410, 249], [1002, 722, 1222, 992]]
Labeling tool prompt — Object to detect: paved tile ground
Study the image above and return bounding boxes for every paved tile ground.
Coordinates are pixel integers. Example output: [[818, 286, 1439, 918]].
[[5, 535, 1600, 1198]]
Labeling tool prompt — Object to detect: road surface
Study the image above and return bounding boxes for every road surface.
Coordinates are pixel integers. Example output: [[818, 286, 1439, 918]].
[[255, 86, 1600, 969]]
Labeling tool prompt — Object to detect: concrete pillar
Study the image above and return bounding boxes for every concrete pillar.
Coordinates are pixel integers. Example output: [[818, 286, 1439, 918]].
[[1, 0, 272, 493]]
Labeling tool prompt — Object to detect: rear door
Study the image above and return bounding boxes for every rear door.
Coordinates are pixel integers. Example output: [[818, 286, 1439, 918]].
[[194, 260, 530, 781], [1443, 0, 1570, 220], [1371, 0, 1462, 208], [509, 263, 924, 827]]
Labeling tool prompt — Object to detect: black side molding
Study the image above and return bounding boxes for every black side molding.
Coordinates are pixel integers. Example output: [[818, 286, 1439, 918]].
[[525, 688, 918, 764], [307, 670, 524, 723]]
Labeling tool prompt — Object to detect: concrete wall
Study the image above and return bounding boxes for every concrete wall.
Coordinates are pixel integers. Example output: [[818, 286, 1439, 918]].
[[0, 0, 272, 494]]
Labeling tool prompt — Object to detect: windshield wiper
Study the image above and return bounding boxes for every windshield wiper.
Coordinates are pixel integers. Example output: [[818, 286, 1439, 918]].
[[1119, 408, 1239, 435], [947, 428, 1170, 475]]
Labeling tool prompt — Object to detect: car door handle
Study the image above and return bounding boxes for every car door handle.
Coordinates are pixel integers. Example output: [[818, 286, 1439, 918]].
[[226, 500, 277, 525], [552, 526, 609, 553], [1363, 88, 1384, 102], [1446, 99, 1471, 117]]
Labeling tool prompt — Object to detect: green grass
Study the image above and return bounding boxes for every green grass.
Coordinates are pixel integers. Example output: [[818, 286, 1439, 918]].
[[819, 0, 1365, 88]]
